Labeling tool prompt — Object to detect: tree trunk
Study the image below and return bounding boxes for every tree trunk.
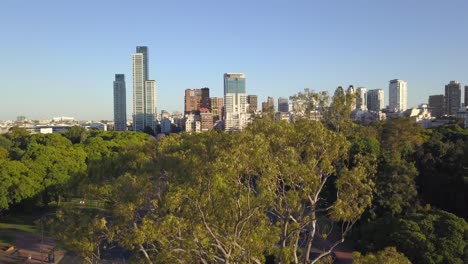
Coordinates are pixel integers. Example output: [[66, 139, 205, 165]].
[[303, 204, 316, 264], [139, 244, 154, 264]]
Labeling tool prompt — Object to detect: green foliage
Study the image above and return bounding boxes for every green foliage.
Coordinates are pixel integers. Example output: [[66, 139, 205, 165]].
[[82, 131, 154, 186], [152, 131, 278, 263], [374, 117, 424, 216], [352, 209, 468, 264], [245, 118, 375, 263], [289, 88, 329, 117], [62, 125, 88, 144], [53, 208, 107, 263], [21, 133, 87, 205], [353, 247, 411, 264], [0, 159, 41, 209], [415, 126, 467, 218], [324, 86, 356, 133], [4, 113, 467, 264]]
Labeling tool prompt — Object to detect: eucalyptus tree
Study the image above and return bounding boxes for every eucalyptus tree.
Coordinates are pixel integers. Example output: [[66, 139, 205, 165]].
[[246, 118, 375, 264]]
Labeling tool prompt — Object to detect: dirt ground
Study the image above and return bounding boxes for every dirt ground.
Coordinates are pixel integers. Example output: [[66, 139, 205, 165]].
[[0, 229, 65, 263]]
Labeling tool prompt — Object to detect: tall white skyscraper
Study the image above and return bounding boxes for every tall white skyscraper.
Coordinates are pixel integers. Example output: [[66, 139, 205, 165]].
[[132, 46, 156, 131], [389, 79, 407, 111], [367, 89, 384, 112], [224, 73, 249, 132], [145, 80, 156, 130], [113, 74, 127, 131], [356, 87, 367, 111]]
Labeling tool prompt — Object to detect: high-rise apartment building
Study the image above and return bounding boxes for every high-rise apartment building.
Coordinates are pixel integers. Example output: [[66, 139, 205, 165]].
[[278, 97, 289, 112], [200, 108, 213, 132], [346, 85, 356, 110], [267, 96, 275, 112], [224, 73, 249, 131], [367, 89, 384, 112], [211, 97, 224, 121], [445, 81, 461, 115], [184, 88, 201, 114], [145, 80, 156, 130], [132, 46, 156, 131], [389, 79, 407, 112], [261, 102, 269, 112], [113, 74, 127, 131], [200, 87, 211, 111], [356, 87, 367, 110], [247, 95, 258, 113], [428, 95, 444, 118], [465, 86, 468, 107]]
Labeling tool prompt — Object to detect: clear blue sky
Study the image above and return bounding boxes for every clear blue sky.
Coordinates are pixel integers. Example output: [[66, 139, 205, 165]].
[[1, 0, 467, 120]]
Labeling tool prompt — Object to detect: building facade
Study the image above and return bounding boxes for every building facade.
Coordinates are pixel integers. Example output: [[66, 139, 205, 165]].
[[247, 95, 258, 113], [132, 46, 156, 131], [211, 97, 224, 121], [278, 97, 289, 112], [200, 108, 213, 132], [113, 74, 127, 131], [346, 85, 357, 110], [367, 89, 384, 112], [389, 79, 407, 112], [356, 87, 367, 110], [184, 88, 201, 114], [428, 94, 445, 118], [267, 96, 275, 112], [465, 86, 468, 107], [445, 81, 461, 116], [185, 114, 201, 133], [224, 73, 249, 132], [200, 88, 211, 111], [145, 80, 156, 130]]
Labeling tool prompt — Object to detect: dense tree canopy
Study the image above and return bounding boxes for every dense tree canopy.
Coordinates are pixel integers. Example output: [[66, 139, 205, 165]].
[[353, 247, 411, 264], [1, 110, 467, 263], [352, 209, 467, 264]]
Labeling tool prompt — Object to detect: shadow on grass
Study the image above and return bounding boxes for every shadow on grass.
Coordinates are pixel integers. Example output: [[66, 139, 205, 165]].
[[0, 233, 15, 246]]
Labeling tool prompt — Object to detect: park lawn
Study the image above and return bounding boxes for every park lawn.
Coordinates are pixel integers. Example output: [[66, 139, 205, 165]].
[[0, 222, 38, 234], [0, 233, 15, 246], [0, 211, 46, 235]]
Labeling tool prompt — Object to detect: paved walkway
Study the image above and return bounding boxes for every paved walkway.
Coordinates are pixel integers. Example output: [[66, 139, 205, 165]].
[[0, 229, 65, 263]]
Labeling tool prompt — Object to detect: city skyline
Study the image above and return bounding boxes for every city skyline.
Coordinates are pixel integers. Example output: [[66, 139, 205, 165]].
[[1, 1, 468, 120]]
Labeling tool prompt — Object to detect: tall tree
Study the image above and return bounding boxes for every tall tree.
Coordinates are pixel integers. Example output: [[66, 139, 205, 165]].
[[246, 118, 375, 264], [352, 209, 468, 264], [21, 133, 87, 205], [374, 117, 424, 216]]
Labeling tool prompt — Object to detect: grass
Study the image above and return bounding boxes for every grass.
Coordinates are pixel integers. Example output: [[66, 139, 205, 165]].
[[0, 233, 15, 246], [0, 223, 38, 234]]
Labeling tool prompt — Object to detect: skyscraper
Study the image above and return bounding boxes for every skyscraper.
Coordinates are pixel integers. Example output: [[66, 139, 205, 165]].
[[465, 86, 468, 107], [184, 88, 201, 114], [428, 95, 445, 118], [267, 96, 275, 112], [136, 46, 148, 81], [200, 87, 211, 111], [224, 73, 249, 131], [145, 80, 156, 130], [211, 97, 224, 121], [247, 95, 258, 113], [278, 97, 289, 112], [445, 81, 461, 115], [356, 87, 367, 111], [367, 89, 384, 112], [389, 79, 407, 111], [132, 46, 156, 131], [113, 74, 127, 131], [346, 85, 356, 110]]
